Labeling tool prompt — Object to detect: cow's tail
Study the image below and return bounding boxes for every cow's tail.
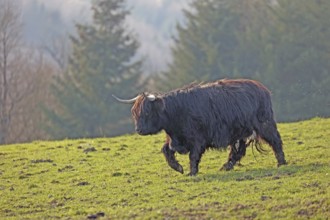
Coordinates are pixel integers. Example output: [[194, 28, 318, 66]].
[[246, 132, 268, 155]]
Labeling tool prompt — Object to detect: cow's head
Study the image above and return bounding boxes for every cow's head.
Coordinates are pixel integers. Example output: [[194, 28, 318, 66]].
[[113, 93, 165, 135]]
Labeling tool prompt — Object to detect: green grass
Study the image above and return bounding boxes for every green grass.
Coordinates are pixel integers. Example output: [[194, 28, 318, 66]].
[[0, 118, 329, 219]]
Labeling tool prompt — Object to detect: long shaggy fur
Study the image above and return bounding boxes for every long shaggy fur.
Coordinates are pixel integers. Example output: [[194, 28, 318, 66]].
[[130, 79, 287, 175], [160, 79, 272, 149]]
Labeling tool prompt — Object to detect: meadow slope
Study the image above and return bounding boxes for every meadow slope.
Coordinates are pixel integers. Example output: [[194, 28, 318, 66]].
[[0, 118, 329, 219]]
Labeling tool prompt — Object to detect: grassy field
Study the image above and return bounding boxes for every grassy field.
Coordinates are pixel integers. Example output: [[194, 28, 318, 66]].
[[0, 118, 329, 219]]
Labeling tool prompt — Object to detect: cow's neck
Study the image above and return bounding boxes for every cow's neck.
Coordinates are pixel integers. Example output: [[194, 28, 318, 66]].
[[161, 96, 185, 136]]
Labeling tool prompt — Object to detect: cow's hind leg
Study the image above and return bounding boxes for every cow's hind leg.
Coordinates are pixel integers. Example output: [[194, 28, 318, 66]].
[[162, 142, 184, 174], [221, 139, 246, 171], [258, 120, 287, 166]]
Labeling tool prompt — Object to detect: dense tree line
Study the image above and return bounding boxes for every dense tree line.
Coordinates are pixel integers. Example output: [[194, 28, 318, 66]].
[[162, 0, 330, 122]]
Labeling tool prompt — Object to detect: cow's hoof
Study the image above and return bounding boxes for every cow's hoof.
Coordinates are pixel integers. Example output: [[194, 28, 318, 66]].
[[220, 162, 234, 171], [277, 160, 287, 167], [168, 162, 184, 174], [187, 168, 198, 176], [187, 172, 197, 176], [174, 164, 184, 174]]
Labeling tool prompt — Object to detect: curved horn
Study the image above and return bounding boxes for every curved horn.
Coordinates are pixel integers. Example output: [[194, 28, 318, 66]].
[[112, 94, 139, 104]]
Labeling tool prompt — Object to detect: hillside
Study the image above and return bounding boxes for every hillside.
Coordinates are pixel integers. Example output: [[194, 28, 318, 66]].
[[0, 118, 329, 219]]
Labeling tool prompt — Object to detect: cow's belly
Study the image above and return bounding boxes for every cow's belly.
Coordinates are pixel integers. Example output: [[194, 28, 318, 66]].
[[168, 136, 190, 154]]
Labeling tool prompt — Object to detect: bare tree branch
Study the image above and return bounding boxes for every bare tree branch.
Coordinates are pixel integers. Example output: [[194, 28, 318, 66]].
[[0, 0, 39, 144]]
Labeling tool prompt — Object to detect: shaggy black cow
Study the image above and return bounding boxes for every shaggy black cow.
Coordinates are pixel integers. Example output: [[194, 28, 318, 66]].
[[113, 79, 287, 176]]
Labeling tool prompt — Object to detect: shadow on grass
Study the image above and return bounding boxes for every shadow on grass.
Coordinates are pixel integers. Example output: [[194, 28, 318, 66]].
[[182, 162, 327, 183]]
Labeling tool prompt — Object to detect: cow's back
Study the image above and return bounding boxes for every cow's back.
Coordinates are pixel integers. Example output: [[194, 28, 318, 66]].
[[187, 79, 272, 123]]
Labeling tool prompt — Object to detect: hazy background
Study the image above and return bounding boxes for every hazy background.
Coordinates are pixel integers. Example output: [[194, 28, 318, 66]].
[[21, 0, 190, 72]]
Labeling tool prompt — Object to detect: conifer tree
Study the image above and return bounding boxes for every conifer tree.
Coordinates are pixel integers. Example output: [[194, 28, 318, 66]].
[[160, 0, 270, 90], [45, 0, 143, 139], [160, 0, 330, 121], [260, 0, 330, 121]]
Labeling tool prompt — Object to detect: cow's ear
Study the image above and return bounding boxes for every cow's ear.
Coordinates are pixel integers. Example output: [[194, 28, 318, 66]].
[[153, 97, 165, 112]]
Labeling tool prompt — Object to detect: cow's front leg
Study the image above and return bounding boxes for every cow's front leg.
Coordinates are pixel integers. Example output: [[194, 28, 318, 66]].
[[162, 142, 184, 174], [221, 139, 246, 171], [188, 146, 205, 176]]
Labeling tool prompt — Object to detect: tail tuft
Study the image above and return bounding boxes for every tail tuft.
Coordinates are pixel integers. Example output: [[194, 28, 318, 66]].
[[246, 131, 268, 155]]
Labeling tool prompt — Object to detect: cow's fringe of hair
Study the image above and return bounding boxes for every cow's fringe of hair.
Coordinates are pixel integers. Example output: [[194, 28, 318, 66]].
[[131, 95, 145, 120]]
